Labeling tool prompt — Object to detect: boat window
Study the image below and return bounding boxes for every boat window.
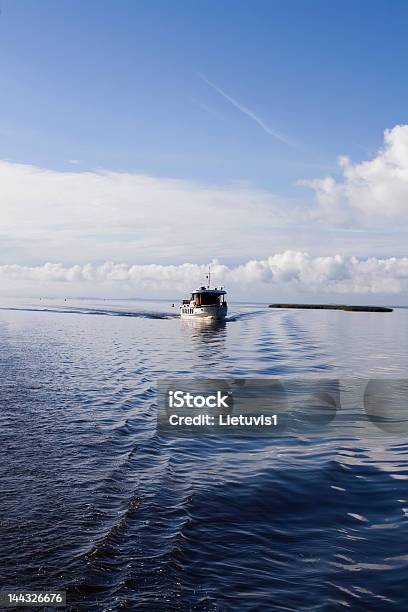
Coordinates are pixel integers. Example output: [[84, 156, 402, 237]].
[[199, 293, 221, 306]]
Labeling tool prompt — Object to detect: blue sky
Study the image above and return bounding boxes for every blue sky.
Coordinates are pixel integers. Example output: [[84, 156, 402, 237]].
[[1, 0, 407, 189], [1, 0, 408, 299]]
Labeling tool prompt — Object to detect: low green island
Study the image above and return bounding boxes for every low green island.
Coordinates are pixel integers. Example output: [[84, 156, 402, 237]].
[[269, 304, 393, 313]]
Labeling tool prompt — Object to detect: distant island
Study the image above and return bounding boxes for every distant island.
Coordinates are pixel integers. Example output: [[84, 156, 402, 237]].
[[269, 304, 393, 313]]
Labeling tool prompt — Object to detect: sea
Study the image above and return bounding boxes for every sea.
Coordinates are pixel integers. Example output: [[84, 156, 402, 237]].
[[1, 297, 408, 611]]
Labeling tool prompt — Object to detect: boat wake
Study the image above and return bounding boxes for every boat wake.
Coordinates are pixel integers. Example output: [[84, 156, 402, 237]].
[[0, 305, 178, 320], [226, 309, 266, 322], [0, 305, 268, 323]]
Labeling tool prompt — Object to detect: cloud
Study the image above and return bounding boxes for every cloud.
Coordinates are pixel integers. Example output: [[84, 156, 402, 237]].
[[0, 159, 294, 264], [1, 252, 408, 297], [1, 125, 408, 294], [198, 74, 295, 148], [302, 124, 408, 226]]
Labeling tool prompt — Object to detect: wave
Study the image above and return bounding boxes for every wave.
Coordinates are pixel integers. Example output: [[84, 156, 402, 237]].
[[0, 305, 177, 320]]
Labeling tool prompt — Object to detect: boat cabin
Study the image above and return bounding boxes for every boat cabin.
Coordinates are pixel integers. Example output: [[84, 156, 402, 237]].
[[187, 286, 227, 307]]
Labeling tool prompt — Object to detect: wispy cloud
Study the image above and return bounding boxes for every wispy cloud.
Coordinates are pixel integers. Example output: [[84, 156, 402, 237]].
[[199, 73, 295, 148], [0, 158, 292, 265]]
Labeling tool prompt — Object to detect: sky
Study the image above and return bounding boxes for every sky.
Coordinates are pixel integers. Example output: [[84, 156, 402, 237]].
[[1, 0, 408, 301]]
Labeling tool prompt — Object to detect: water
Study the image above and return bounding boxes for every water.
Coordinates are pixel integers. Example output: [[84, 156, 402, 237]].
[[1, 298, 408, 611]]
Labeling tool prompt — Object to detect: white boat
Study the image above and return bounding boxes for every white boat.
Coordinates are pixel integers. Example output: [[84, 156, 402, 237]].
[[180, 269, 227, 320]]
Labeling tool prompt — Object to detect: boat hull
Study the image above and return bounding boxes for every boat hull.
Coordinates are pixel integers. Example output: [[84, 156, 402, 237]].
[[180, 305, 227, 320]]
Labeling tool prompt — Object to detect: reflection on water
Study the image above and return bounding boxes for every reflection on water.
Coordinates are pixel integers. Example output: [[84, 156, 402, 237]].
[[0, 298, 408, 611], [180, 317, 227, 372], [181, 315, 227, 337]]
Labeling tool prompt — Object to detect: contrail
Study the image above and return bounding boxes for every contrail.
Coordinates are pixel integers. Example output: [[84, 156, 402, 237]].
[[199, 73, 294, 148]]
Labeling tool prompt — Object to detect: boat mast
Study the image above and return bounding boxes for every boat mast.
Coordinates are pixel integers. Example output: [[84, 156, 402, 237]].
[[206, 265, 211, 288]]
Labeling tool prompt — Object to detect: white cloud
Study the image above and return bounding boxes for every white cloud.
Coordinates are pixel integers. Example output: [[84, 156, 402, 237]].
[[1, 144, 407, 271], [1, 252, 408, 297], [0, 159, 294, 264], [1, 125, 408, 300], [302, 124, 408, 226]]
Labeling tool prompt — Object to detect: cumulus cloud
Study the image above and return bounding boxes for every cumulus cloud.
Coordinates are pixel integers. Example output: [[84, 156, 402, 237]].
[[303, 124, 408, 226], [1, 252, 408, 297], [2, 126, 408, 269], [1, 126, 408, 300]]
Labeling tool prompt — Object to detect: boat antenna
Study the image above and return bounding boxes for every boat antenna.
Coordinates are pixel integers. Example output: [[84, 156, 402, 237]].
[[205, 265, 211, 288]]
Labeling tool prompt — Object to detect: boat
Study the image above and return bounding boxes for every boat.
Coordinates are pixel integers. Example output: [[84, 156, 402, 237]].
[[180, 268, 227, 320]]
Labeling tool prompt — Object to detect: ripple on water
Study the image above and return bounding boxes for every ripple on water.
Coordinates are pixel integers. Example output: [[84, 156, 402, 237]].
[[1, 301, 408, 610]]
